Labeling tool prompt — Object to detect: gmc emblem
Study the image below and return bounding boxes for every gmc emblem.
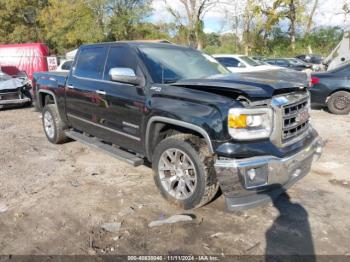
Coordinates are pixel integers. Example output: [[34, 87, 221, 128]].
[[296, 110, 310, 124]]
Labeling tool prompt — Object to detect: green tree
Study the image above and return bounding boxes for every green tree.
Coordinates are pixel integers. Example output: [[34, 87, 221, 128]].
[[0, 0, 48, 43], [106, 0, 153, 41], [39, 0, 105, 53], [127, 22, 173, 40], [274, 0, 307, 51], [164, 0, 219, 49]]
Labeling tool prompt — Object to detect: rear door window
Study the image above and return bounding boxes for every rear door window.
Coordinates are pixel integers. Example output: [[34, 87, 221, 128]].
[[74, 46, 108, 79]]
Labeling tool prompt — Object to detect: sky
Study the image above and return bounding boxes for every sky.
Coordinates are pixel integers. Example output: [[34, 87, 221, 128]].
[[151, 0, 350, 34]]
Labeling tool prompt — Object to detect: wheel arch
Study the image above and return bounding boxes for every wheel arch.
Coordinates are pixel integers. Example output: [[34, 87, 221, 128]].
[[38, 90, 57, 109], [145, 116, 214, 161]]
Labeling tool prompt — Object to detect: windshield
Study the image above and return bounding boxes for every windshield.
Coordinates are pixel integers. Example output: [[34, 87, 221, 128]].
[[239, 56, 260, 67], [139, 47, 229, 84]]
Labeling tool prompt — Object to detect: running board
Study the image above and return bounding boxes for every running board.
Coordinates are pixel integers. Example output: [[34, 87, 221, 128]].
[[65, 130, 144, 167]]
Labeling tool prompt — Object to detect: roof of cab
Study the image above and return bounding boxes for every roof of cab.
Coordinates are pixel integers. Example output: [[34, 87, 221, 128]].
[[80, 40, 190, 50]]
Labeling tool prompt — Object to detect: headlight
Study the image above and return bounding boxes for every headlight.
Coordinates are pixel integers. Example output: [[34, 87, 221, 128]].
[[228, 108, 273, 140]]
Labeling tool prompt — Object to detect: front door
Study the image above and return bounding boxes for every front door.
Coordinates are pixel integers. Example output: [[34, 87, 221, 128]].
[[92, 45, 146, 154]]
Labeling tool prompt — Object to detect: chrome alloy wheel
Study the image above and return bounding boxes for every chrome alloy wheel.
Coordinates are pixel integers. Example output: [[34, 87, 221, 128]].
[[44, 111, 55, 139], [158, 148, 197, 200]]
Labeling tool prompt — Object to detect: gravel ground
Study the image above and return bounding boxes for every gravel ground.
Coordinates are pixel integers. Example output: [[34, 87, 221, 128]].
[[0, 107, 349, 256]]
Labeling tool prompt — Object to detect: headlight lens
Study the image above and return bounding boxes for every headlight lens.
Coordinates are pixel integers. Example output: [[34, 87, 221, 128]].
[[228, 108, 273, 140]]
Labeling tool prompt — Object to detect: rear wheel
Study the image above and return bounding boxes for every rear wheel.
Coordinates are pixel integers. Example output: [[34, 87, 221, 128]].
[[152, 134, 219, 209], [327, 91, 350, 115], [42, 104, 69, 144]]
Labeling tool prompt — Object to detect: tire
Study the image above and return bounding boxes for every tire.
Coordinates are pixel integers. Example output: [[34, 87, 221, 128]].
[[152, 134, 219, 210], [42, 104, 69, 144], [327, 91, 350, 115]]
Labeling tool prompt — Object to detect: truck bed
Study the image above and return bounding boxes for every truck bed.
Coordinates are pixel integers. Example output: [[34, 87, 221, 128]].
[[33, 71, 68, 88]]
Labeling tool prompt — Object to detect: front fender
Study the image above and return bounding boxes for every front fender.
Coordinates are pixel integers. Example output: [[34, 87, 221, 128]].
[[144, 85, 241, 158]]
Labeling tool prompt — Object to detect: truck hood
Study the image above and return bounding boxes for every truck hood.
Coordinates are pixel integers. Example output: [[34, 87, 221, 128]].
[[0, 78, 26, 92], [171, 71, 308, 99]]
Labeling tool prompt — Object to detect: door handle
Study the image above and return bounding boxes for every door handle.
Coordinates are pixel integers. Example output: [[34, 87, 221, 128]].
[[67, 85, 75, 89], [96, 90, 106, 95]]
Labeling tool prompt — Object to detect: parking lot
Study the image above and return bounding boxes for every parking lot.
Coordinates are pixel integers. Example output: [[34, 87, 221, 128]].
[[0, 107, 349, 256]]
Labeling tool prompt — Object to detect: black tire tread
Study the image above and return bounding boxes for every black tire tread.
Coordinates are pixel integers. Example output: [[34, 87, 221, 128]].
[[153, 133, 219, 209], [327, 91, 350, 115], [43, 104, 69, 144]]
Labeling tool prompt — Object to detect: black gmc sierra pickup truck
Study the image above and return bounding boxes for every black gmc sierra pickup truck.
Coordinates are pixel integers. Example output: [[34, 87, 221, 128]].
[[33, 42, 323, 211]]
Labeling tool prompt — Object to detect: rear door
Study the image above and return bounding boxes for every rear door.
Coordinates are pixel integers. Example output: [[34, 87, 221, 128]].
[[65, 45, 109, 137], [94, 45, 146, 153]]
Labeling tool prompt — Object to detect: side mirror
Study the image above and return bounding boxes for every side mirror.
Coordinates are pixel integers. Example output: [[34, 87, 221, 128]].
[[237, 62, 245, 68], [109, 67, 142, 86]]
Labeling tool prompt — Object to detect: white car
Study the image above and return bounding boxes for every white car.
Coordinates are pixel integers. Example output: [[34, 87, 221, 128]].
[[213, 54, 279, 73], [56, 59, 74, 72]]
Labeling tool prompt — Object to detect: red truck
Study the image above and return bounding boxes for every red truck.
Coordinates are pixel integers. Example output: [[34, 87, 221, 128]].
[[0, 43, 51, 109], [0, 43, 50, 80]]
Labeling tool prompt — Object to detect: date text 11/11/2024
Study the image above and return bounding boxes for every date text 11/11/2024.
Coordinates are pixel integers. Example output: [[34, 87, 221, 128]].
[[127, 255, 220, 261]]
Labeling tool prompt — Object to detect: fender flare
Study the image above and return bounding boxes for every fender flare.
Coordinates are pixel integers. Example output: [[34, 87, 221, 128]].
[[37, 90, 58, 108], [145, 116, 214, 159]]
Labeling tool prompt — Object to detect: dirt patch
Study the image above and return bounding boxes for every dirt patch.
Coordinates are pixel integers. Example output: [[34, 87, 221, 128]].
[[329, 179, 350, 189], [0, 108, 349, 255], [312, 169, 333, 176]]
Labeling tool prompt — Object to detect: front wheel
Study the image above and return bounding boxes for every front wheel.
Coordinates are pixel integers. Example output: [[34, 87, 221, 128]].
[[42, 104, 69, 144], [152, 134, 219, 210], [327, 91, 350, 115]]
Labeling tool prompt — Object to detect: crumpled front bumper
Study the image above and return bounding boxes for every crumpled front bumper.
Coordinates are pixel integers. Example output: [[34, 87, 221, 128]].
[[0, 97, 31, 108], [214, 136, 324, 211]]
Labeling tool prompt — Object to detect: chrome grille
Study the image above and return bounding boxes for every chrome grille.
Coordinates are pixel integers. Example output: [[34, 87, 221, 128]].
[[282, 97, 310, 143]]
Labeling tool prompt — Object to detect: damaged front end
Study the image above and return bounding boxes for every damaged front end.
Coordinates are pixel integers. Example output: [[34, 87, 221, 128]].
[[0, 72, 32, 109]]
